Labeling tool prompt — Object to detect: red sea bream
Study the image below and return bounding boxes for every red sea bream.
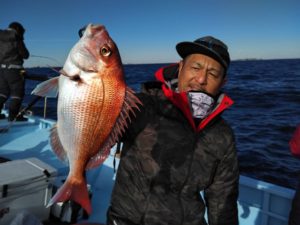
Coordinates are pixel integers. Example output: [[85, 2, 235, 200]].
[[32, 24, 141, 214]]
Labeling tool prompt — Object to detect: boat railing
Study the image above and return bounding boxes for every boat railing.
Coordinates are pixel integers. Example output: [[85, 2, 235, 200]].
[[238, 175, 295, 225], [8, 95, 50, 120], [43, 97, 48, 119]]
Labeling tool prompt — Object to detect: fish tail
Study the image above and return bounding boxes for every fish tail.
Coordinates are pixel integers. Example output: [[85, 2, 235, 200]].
[[47, 179, 92, 215]]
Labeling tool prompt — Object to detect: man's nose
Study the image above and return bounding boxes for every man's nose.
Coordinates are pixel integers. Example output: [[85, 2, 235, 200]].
[[195, 71, 208, 84]]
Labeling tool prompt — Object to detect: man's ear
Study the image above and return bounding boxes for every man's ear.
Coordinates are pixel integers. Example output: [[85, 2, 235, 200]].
[[178, 60, 184, 76], [179, 60, 183, 68]]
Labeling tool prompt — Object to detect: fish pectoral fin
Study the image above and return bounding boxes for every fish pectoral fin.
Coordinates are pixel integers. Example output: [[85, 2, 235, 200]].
[[59, 69, 68, 76], [50, 125, 68, 163], [31, 76, 59, 98]]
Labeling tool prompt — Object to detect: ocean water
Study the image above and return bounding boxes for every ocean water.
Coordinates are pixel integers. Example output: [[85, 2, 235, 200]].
[[23, 58, 300, 189]]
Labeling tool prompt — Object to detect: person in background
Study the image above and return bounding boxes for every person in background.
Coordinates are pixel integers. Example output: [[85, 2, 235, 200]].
[[289, 124, 300, 225], [0, 22, 29, 121], [107, 36, 239, 225]]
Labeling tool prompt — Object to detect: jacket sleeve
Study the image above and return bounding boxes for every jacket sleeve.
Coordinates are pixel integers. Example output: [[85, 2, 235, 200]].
[[204, 140, 239, 225], [17, 40, 30, 59]]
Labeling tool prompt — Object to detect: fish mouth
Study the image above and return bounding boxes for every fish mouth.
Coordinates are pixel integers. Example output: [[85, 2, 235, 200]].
[[84, 24, 107, 38], [78, 23, 107, 39], [71, 24, 111, 74], [66, 23, 121, 79]]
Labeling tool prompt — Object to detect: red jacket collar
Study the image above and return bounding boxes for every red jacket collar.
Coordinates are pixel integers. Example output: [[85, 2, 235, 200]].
[[155, 64, 234, 132]]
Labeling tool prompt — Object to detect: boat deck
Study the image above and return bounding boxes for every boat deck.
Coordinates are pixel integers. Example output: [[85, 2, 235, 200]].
[[0, 115, 116, 224], [0, 114, 296, 225]]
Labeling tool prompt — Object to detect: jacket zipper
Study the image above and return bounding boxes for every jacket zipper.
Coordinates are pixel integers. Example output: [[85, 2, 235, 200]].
[[177, 134, 198, 225]]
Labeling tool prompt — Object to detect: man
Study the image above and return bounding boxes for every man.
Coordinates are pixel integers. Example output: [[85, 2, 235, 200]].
[[0, 22, 29, 121], [107, 36, 239, 225]]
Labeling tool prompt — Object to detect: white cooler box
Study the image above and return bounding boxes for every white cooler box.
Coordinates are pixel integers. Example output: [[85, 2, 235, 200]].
[[0, 157, 57, 225]]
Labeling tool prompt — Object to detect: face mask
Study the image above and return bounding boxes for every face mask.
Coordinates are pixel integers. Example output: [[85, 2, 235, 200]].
[[188, 91, 215, 119]]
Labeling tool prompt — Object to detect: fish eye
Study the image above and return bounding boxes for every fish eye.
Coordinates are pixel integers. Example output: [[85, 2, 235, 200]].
[[100, 46, 111, 57]]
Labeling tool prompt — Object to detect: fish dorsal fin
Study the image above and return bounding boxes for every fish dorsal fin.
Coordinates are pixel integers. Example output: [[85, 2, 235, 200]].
[[31, 76, 59, 98], [86, 87, 142, 169], [50, 124, 68, 163]]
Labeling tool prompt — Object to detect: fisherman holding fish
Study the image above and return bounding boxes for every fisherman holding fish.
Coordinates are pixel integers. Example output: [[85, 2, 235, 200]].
[[107, 36, 239, 225], [33, 24, 238, 225]]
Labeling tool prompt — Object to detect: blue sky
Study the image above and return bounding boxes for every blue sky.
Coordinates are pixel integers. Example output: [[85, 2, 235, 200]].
[[1, 0, 300, 67]]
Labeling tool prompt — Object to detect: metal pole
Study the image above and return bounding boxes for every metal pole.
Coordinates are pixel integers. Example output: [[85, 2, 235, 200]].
[[43, 97, 47, 118]]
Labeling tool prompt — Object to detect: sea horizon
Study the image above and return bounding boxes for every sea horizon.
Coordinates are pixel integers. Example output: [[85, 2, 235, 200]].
[[24, 57, 300, 69]]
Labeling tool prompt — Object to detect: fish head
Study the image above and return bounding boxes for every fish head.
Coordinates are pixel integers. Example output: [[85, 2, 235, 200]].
[[63, 24, 123, 78]]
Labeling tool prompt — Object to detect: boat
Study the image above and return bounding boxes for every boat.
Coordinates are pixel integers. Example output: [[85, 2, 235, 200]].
[[0, 107, 296, 225]]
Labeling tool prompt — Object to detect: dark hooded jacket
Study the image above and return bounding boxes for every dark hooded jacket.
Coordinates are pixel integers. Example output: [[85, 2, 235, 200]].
[[0, 28, 29, 65], [107, 64, 239, 225]]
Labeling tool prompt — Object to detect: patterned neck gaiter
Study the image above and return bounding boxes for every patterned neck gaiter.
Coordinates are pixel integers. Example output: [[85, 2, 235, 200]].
[[187, 91, 215, 119]]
